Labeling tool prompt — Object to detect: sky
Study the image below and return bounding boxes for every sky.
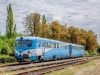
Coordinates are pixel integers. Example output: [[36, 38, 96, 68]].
[[0, 0, 100, 44]]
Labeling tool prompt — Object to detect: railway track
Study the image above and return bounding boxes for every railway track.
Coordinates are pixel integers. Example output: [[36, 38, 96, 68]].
[[0, 57, 85, 72], [0, 55, 98, 68], [15, 58, 87, 75], [91, 68, 100, 75]]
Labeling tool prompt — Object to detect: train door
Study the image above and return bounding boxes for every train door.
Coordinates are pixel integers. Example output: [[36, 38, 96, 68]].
[[69, 44, 72, 58], [42, 40, 45, 60]]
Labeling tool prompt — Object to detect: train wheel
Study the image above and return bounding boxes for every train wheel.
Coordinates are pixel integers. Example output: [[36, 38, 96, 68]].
[[40, 59, 44, 62], [29, 61, 33, 64], [19, 61, 22, 64]]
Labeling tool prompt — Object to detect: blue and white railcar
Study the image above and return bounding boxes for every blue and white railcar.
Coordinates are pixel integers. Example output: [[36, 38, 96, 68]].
[[70, 44, 84, 57], [14, 36, 84, 63]]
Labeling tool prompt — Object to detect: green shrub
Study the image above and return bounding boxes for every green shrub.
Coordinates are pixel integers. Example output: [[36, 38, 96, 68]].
[[84, 50, 98, 56], [84, 50, 90, 56], [0, 55, 16, 64], [1, 47, 8, 55]]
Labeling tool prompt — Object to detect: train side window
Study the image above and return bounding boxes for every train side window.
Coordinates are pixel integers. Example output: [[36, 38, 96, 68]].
[[45, 42, 47, 47], [57, 44, 59, 48], [50, 43, 53, 47], [25, 40, 32, 47], [74, 46, 76, 49], [64, 45, 66, 49], [66, 45, 69, 49], [65, 45, 67, 49], [63, 45, 64, 49], [42, 41, 45, 47], [38, 41, 41, 47], [63, 45, 65, 49], [77, 46, 79, 50], [75, 46, 76, 49], [62, 44, 63, 49], [45, 42, 48, 47], [59, 44, 61, 48], [46, 42, 50, 48], [61, 44, 62, 49], [48, 42, 51, 48], [47, 42, 48, 46], [53, 43, 56, 48]]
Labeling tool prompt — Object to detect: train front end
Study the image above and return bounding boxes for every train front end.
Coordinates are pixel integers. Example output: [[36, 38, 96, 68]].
[[14, 37, 36, 64]]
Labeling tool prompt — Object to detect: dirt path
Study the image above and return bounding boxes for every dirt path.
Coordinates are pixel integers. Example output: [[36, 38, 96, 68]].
[[74, 59, 100, 75]]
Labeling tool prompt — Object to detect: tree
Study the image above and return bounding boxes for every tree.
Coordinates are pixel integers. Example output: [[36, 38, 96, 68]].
[[41, 15, 49, 38], [50, 21, 62, 40], [42, 15, 46, 25], [23, 14, 34, 35], [68, 26, 79, 43], [6, 4, 16, 39], [85, 30, 98, 51], [60, 25, 70, 42], [23, 12, 41, 36]]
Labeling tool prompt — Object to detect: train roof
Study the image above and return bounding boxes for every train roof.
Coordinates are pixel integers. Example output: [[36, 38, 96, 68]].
[[16, 36, 84, 47], [16, 36, 69, 45], [71, 43, 84, 47]]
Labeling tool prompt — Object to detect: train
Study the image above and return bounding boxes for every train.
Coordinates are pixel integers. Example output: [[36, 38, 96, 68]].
[[14, 36, 84, 64]]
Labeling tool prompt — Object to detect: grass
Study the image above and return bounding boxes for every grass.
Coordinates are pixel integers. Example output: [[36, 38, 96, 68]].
[[74, 61, 95, 69]]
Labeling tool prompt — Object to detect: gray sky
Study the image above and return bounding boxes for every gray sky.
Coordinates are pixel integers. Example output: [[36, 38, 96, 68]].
[[0, 0, 100, 44]]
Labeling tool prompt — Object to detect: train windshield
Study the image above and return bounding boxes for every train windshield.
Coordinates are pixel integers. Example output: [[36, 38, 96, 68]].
[[15, 40, 32, 47]]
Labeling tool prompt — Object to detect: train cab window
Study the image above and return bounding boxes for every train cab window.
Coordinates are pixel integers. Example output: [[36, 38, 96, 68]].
[[19, 40, 25, 47], [25, 40, 32, 47]]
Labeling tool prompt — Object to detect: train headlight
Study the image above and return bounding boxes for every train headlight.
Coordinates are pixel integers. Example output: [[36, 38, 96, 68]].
[[28, 51, 31, 53]]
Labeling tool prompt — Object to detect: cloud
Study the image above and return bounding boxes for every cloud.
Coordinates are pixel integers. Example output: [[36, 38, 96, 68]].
[[0, 0, 100, 43]]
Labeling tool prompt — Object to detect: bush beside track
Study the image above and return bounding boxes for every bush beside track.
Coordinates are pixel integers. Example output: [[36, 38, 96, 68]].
[[0, 55, 16, 64]]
